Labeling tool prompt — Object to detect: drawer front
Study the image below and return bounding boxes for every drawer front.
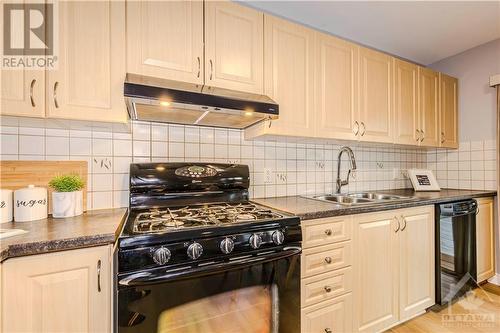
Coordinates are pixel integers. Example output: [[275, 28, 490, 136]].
[[302, 216, 352, 249], [302, 241, 352, 278], [301, 267, 352, 308], [301, 293, 353, 333]]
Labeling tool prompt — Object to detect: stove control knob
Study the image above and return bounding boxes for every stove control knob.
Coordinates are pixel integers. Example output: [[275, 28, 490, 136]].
[[272, 230, 285, 245], [220, 237, 235, 254], [152, 247, 171, 265], [249, 234, 262, 249], [187, 242, 203, 260]]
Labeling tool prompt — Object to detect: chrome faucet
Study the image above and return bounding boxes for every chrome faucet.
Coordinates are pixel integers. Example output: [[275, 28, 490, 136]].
[[336, 146, 357, 193]]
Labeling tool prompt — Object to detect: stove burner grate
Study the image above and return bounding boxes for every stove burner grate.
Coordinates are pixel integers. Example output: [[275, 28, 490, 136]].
[[132, 202, 284, 234]]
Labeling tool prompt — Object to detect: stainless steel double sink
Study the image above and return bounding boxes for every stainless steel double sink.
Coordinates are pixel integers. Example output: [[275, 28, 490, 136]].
[[306, 192, 415, 206]]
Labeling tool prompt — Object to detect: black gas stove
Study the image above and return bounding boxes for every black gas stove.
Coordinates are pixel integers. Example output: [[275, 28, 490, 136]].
[[116, 163, 301, 333]]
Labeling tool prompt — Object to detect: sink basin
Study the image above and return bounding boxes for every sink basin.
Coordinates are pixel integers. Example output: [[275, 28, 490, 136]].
[[311, 195, 374, 205], [307, 192, 415, 206], [347, 192, 412, 201]]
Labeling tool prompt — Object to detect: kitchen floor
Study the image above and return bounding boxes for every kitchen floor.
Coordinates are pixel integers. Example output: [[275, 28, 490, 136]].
[[387, 284, 500, 332]]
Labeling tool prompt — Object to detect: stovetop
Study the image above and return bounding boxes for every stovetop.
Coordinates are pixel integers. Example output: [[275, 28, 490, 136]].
[[132, 202, 287, 234]]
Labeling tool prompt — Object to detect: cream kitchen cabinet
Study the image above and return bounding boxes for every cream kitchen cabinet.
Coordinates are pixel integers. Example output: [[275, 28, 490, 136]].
[[0, 0, 127, 123], [393, 62, 440, 147], [127, 0, 263, 95], [357, 47, 393, 143], [0, 69, 45, 118], [353, 206, 435, 332], [476, 197, 496, 283], [439, 73, 459, 148], [301, 293, 353, 333], [204, 1, 264, 94], [314, 32, 358, 141], [393, 59, 419, 145], [47, 0, 126, 123], [244, 14, 315, 139], [1, 246, 112, 333], [418, 67, 440, 147], [126, 0, 204, 85]]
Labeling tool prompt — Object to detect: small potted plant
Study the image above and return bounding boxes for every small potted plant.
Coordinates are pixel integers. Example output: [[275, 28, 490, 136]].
[[49, 174, 85, 218]]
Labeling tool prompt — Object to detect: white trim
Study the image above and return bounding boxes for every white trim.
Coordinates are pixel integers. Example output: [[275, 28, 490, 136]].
[[487, 273, 500, 286], [490, 74, 500, 87]]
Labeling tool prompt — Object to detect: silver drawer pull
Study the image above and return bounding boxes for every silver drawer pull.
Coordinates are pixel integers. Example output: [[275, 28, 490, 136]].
[[324, 256, 332, 264], [324, 285, 332, 293], [325, 329, 333, 333], [324, 229, 332, 236], [30, 79, 36, 107]]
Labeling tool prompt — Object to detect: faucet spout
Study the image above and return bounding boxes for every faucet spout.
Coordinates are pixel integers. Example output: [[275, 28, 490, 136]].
[[336, 147, 357, 194]]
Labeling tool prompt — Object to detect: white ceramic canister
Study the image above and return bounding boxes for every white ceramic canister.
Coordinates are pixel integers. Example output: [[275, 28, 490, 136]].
[[14, 185, 48, 222], [0, 189, 13, 223]]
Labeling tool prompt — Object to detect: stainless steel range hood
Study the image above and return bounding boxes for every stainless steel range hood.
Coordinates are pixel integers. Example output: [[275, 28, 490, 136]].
[[124, 74, 278, 129]]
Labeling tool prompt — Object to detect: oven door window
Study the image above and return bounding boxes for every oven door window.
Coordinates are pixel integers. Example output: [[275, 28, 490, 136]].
[[118, 256, 300, 333]]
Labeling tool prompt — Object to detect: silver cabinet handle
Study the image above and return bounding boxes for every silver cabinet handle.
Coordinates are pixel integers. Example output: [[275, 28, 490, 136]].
[[400, 215, 407, 231], [30, 79, 36, 107], [441, 131, 445, 143], [420, 130, 425, 142], [360, 122, 366, 136], [53, 81, 59, 108], [416, 129, 421, 142], [394, 216, 400, 233], [324, 285, 332, 293], [325, 329, 333, 333], [353, 121, 359, 135], [97, 259, 102, 292], [209, 59, 213, 80], [324, 229, 332, 236], [196, 56, 201, 78], [324, 256, 332, 264]]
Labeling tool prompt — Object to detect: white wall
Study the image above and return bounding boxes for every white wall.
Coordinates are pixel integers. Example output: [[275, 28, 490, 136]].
[[429, 38, 500, 142]]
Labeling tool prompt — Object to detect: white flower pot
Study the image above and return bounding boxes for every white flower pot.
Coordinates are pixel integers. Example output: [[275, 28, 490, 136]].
[[52, 191, 83, 218]]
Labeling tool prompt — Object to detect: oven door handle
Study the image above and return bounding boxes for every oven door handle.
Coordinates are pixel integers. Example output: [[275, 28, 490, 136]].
[[118, 246, 302, 287]]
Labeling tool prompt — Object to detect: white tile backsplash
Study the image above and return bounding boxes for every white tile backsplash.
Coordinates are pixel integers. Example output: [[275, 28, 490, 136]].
[[2, 121, 496, 211]]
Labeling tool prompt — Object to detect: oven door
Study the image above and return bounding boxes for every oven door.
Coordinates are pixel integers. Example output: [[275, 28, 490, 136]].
[[117, 247, 301, 333]]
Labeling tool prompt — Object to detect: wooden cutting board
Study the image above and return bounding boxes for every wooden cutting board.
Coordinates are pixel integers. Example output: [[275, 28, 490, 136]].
[[0, 161, 88, 213]]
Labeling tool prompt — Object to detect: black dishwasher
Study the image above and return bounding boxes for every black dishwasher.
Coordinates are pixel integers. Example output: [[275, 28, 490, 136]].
[[435, 200, 477, 306]]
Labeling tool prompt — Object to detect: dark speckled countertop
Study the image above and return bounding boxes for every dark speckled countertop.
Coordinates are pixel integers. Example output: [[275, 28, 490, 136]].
[[0, 208, 127, 262], [253, 189, 497, 221]]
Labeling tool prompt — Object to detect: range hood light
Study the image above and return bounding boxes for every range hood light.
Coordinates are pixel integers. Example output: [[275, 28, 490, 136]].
[[159, 101, 171, 107], [245, 111, 253, 116]]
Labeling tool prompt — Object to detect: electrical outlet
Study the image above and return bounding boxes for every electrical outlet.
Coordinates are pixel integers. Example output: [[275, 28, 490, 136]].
[[264, 168, 273, 184], [392, 168, 408, 180]]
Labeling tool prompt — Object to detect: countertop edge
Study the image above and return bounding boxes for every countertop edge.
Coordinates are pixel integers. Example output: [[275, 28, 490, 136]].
[[0, 209, 128, 263]]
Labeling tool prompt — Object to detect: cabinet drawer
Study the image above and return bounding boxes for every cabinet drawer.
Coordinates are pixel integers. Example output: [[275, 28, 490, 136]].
[[302, 216, 352, 249], [301, 241, 352, 278], [301, 293, 353, 333], [301, 267, 352, 308]]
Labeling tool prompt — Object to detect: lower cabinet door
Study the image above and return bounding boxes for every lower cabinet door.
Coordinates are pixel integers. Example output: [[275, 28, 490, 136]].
[[2, 246, 111, 333], [354, 211, 399, 333], [476, 197, 495, 283], [301, 293, 353, 333], [398, 206, 435, 321]]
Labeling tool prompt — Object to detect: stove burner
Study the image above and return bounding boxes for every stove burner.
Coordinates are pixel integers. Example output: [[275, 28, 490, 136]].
[[132, 203, 285, 234]]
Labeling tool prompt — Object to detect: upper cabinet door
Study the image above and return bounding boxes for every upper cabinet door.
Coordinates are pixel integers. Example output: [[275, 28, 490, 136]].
[[205, 1, 263, 94], [440, 73, 459, 148], [47, 0, 126, 123], [358, 47, 392, 143], [315, 32, 358, 140], [0, 2, 45, 118], [419, 67, 440, 147], [127, 0, 204, 85], [393, 59, 418, 145], [262, 15, 315, 137]]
